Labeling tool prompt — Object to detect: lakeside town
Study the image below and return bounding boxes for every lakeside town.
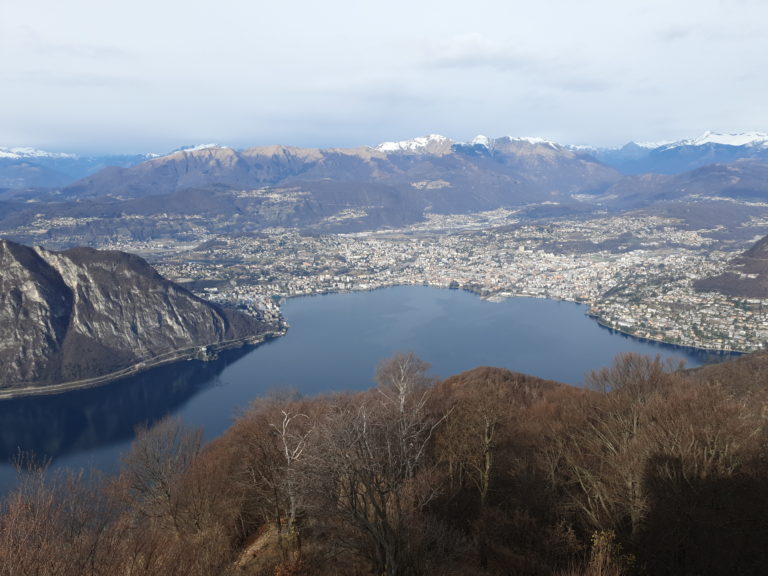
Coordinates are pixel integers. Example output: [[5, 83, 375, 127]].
[[131, 210, 767, 354], [4, 204, 766, 354]]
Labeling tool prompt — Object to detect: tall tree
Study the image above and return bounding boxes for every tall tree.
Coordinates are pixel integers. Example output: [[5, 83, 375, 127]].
[[117, 417, 202, 532], [559, 353, 678, 538], [302, 353, 444, 576]]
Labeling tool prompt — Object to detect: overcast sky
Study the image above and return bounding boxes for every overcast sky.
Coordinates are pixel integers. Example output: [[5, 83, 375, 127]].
[[1, 0, 766, 153]]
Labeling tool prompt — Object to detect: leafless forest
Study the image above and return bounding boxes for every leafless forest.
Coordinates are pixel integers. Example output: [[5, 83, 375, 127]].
[[1, 351, 767, 575]]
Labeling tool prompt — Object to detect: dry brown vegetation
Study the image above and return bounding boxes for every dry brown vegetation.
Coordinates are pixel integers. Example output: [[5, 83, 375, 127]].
[[1, 351, 767, 575]]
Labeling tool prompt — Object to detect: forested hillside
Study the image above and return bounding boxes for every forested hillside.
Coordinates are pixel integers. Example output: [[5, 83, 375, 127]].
[[1, 351, 767, 575]]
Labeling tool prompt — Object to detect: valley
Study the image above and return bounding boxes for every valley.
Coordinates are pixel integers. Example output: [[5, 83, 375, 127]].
[[3, 133, 768, 368], [150, 210, 764, 353], [6, 1, 768, 572], [4, 198, 765, 353]]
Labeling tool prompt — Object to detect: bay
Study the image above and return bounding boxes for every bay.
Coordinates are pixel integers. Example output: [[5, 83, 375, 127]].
[[0, 286, 725, 491]]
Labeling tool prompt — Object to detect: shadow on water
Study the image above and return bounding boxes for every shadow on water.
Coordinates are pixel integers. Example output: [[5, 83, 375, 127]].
[[0, 346, 252, 465], [0, 287, 740, 495], [595, 323, 743, 365]]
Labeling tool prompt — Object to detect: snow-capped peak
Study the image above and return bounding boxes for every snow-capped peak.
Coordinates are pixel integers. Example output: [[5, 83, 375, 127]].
[[664, 131, 768, 149], [374, 134, 453, 153], [175, 143, 230, 153], [633, 140, 676, 150], [504, 136, 561, 149], [0, 147, 77, 160], [374, 133, 574, 154], [470, 135, 491, 147]]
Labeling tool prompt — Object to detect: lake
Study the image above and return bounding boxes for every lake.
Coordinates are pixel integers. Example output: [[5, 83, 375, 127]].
[[0, 286, 728, 491]]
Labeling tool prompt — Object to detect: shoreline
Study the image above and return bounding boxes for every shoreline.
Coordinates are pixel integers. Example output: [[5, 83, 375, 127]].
[[0, 329, 285, 400], [588, 314, 742, 357], [0, 284, 745, 399], [279, 281, 746, 356]]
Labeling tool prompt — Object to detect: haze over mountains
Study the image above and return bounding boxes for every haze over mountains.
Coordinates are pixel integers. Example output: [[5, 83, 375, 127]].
[[0, 148, 158, 190], [2, 129, 768, 356], [587, 131, 768, 174], [3, 131, 768, 190], [57, 136, 619, 220], [2, 132, 768, 242]]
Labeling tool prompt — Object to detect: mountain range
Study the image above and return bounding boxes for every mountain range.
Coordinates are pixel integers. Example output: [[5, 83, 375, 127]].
[[2, 131, 767, 191], [587, 131, 768, 174], [0, 148, 158, 190], [1, 131, 768, 244], [0, 239, 273, 392], [59, 137, 618, 207], [2, 132, 768, 388], [0, 137, 621, 236]]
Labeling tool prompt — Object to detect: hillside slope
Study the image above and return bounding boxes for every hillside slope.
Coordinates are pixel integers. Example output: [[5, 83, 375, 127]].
[[0, 239, 272, 391], [695, 234, 768, 297]]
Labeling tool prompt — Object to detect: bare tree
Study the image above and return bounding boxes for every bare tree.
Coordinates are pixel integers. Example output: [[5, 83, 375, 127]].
[[303, 353, 445, 576], [117, 416, 202, 532], [374, 352, 439, 483], [641, 379, 764, 484], [271, 408, 312, 538], [231, 392, 317, 565], [560, 354, 679, 538], [0, 465, 119, 576], [439, 371, 519, 508]]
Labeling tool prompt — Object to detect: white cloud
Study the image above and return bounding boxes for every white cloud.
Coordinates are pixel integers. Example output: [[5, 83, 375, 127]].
[[1, 0, 767, 152], [424, 33, 534, 72]]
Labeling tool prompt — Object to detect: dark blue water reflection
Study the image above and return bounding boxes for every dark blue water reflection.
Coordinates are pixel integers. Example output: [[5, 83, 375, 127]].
[[0, 286, 730, 490]]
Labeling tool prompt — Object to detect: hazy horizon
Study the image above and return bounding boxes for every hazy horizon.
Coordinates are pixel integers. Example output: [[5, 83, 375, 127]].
[[2, 0, 766, 154]]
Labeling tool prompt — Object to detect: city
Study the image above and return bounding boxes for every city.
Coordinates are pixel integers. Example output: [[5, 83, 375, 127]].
[[131, 210, 765, 354], [4, 201, 766, 353]]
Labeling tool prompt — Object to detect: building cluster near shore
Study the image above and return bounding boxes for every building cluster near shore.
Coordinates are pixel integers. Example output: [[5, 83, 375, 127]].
[[136, 211, 768, 354], [6, 204, 765, 353]]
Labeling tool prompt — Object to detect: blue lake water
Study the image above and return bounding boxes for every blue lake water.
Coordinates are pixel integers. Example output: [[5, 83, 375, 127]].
[[0, 286, 727, 491]]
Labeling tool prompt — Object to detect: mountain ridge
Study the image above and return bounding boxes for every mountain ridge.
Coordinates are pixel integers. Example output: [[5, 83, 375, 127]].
[[695, 234, 768, 298], [0, 239, 274, 392], [4, 139, 768, 241], [3, 130, 767, 189], [48, 137, 619, 233]]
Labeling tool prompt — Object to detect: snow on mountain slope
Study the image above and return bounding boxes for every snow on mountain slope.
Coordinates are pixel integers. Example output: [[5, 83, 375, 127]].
[[373, 134, 564, 154], [471, 135, 491, 147], [0, 147, 76, 160], [505, 136, 560, 149], [663, 131, 768, 149], [374, 134, 454, 153], [633, 140, 676, 150]]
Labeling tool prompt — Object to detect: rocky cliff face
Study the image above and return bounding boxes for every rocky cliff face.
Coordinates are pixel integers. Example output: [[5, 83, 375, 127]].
[[0, 240, 270, 390]]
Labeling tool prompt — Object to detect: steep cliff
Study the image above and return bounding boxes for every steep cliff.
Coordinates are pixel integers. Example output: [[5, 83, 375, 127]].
[[0, 240, 271, 391]]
